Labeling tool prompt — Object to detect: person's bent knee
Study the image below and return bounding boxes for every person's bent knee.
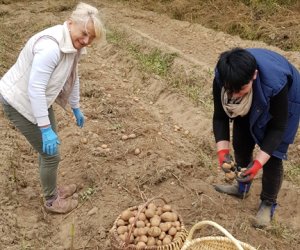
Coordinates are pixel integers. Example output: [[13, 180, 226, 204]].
[[41, 152, 61, 166]]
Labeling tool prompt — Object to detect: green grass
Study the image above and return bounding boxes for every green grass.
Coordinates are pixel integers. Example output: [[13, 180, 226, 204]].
[[107, 28, 212, 107], [269, 220, 300, 242], [129, 46, 177, 76], [285, 163, 300, 186], [107, 29, 177, 76]]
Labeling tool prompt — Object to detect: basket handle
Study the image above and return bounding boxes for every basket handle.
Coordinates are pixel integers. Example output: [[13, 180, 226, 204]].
[[124, 196, 168, 247], [186, 220, 244, 250]]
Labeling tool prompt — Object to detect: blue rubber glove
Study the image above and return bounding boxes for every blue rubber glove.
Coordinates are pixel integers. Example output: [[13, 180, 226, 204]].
[[40, 126, 60, 155], [72, 108, 84, 128]]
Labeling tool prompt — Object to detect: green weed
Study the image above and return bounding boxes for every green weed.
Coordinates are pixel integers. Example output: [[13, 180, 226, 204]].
[[107, 29, 126, 45], [80, 187, 95, 201], [284, 163, 300, 186], [129, 46, 177, 76], [269, 220, 300, 242], [107, 28, 212, 107], [107, 28, 177, 76]]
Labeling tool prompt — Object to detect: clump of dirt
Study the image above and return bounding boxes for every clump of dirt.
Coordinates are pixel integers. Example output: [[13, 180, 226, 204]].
[[112, 0, 300, 51]]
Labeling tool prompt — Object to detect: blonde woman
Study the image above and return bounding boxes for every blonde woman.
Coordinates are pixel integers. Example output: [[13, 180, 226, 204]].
[[0, 2, 106, 213]]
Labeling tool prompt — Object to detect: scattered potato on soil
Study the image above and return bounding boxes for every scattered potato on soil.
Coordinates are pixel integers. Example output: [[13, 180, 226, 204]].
[[81, 137, 88, 144], [121, 135, 128, 140], [134, 148, 141, 155], [128, 133, 136, 138]]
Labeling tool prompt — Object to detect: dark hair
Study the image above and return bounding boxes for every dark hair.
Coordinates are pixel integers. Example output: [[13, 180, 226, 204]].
[[216, 48, 257, 93]]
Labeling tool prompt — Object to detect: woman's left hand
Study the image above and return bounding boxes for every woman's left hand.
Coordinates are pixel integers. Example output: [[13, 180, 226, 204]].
[[72, 108, 85, 128], [237, 160, 262, 182]]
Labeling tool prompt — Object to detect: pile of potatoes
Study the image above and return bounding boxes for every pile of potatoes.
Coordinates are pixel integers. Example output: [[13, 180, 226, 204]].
[[115, 203, 183, 248]]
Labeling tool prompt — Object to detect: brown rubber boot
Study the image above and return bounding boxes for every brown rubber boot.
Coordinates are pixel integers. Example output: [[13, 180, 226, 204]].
[[45, 195, 78, 214], [214, 184, 249, 199], [252, 200, 277, 228], [57, 184, 77, 199]]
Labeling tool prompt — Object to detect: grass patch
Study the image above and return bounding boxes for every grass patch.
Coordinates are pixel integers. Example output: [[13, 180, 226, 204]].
[[107, 28, 212, 107], [284, 163, 300, 186], [107, 28, 177, 76], [129, 46, 177, 76], [269, 220, 300, 242], [169, 68, 213, 108]]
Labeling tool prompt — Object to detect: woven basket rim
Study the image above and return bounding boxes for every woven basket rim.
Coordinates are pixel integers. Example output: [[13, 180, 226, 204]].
[[183, 236, 256, 250]]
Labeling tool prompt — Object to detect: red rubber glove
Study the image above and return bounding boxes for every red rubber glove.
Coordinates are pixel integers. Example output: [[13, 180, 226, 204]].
[[237, 160, 262, 182], [217, 149, 230, 167]]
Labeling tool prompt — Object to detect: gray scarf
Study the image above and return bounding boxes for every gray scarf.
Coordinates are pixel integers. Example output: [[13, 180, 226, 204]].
[[221, 87, 253, 118]]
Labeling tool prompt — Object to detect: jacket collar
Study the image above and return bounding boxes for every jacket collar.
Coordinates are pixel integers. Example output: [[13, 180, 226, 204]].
[[60, 22, 86, 55]]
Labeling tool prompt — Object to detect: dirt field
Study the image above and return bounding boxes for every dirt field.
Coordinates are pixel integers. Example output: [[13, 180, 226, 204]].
[[0, 0, 300, 249]]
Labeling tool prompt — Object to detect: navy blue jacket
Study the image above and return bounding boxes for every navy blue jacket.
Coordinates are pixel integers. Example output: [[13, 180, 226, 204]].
[[215, 48, 300, 159]]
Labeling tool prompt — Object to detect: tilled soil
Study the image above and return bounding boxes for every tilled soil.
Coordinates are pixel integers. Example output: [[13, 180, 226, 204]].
[[0, 1, 300, 249]]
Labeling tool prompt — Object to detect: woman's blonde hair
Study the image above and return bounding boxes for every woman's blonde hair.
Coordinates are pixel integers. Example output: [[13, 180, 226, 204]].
[[70, 2, 106, 43]]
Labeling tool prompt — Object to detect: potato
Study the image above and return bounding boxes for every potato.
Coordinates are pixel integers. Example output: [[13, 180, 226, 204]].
[[147, 203, 157, 211], [145, 208, 155, 218], [162, 236, 172, 245], [120, 210, 133, 221], [225, 171, 235, 182], [147, 237, 156, 246], [128, 217, 135, 225], [174, 232, 181, 239], [133, 228, 139, 237], [173, 221, 181, 227], [156, 206, 163, 215], [119, 234, 126, 241], [148, 226, 161, 237], [237, 168, 247, 178], [129, 234, 134, 243], [136, 242, 146, 248], [137, 227, 147, 236], [117, 226, 128, 235], [128, 133, 136, 139], [138, 212, 146, 221], [116, 219, 125, 226], [168, 227, 177, 236], [161, 212, 178, 222], [159, 222, 172, 232], [136, 220, 145, 228], [139, 235, 148, 243], [159, 231, 166, 240], [150, 215, 161, 227], [162, 204, 172, 212]]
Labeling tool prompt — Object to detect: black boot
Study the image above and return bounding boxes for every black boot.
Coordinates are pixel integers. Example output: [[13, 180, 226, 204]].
[[214, 181, 251, 199]]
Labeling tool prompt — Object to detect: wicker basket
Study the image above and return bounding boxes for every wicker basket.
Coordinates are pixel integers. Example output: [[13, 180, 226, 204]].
[[110, 197, 188, 250], [181, 221, 256, 250]]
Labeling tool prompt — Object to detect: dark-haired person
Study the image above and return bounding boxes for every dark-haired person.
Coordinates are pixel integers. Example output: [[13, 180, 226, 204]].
[[212, 48, 300, 227]]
